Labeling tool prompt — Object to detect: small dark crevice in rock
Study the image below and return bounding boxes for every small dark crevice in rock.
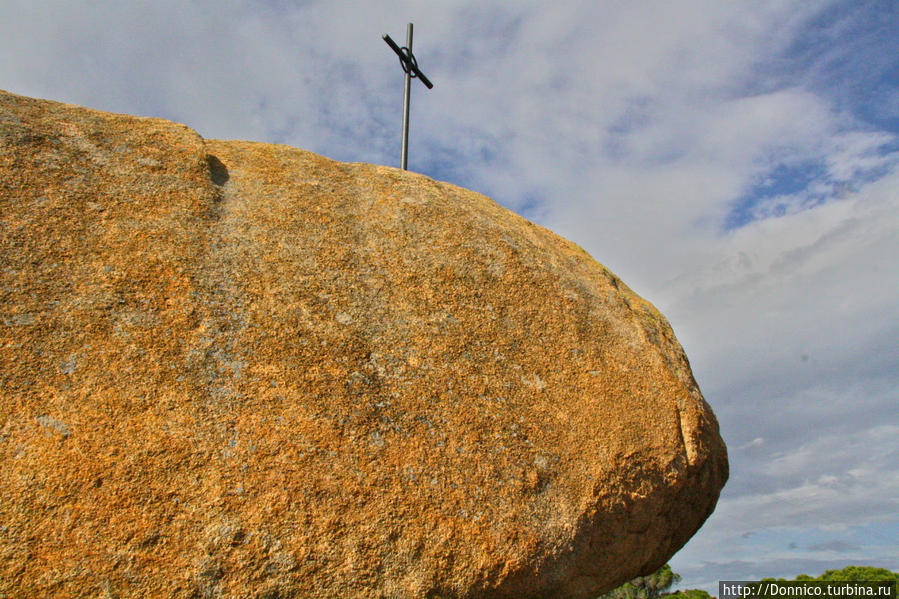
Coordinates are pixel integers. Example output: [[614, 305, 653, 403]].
[[207, 154, 229, 187]]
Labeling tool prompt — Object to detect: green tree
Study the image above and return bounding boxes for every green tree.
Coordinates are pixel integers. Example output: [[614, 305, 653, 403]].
[[816, 566, 897, 582], [759, 565, 897, 584], [669, 590, 713, 599], [599, 564, 682, 599], [754, 565, 897, 596]]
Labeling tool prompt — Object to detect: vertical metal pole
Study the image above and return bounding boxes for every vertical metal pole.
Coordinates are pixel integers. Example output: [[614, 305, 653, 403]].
[[400, 23, 413, 171]]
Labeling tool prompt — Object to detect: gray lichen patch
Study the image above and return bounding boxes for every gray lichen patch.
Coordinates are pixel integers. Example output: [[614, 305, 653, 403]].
[[36, 414, 71, 438]]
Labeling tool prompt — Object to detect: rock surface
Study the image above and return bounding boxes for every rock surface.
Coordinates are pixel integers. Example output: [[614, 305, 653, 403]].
[[0, 89, 727, 598]]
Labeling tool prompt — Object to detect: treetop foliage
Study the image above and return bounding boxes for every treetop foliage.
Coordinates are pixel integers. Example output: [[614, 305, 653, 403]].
[[762, 565, 897, 584], [598, 564, 897, 599]]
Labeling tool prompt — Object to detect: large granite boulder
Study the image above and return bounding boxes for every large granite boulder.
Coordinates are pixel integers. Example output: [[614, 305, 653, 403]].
[[0, 90, 727, 598]]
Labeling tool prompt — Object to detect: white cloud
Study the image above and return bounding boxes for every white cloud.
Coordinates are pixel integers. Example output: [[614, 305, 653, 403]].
[[738, 437, 766, 450], [661, 169, 899, 402]]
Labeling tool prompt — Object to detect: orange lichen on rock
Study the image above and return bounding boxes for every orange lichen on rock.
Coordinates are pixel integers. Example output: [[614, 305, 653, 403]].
[[0, 89, 727, 598]]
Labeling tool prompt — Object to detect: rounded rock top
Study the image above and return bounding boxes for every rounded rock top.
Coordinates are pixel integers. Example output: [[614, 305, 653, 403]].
[[0, 89, 727, 599]]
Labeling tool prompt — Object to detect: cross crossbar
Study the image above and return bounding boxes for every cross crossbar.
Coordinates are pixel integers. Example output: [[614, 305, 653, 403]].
[[382, 33, 434, 89]]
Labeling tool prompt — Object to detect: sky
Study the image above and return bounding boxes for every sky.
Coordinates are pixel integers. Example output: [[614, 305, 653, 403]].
[[1, 0, 897, 593]]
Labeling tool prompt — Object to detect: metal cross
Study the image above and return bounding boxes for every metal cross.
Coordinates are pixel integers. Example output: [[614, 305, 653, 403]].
[[383, 23, 433, 171]]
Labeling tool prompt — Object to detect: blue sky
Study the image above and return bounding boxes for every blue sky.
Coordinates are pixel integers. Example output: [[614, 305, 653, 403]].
[[1, 0, 896, 593]]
